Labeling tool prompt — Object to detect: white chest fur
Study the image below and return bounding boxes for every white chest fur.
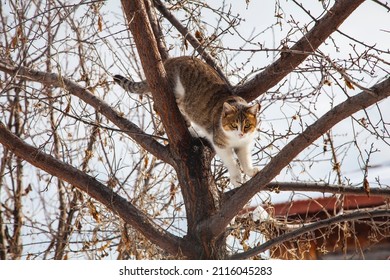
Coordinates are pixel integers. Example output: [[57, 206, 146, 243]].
[[173, 75, 259, 186]]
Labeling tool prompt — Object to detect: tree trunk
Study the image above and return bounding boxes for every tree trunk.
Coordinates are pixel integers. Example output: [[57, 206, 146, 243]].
[[121, 0, 227, 258], [175, 139, 226, 259]]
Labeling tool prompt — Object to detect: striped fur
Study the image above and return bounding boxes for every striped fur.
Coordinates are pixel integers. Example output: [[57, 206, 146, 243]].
[[113, 75, 150, 94], [114, 56, 260, 186]]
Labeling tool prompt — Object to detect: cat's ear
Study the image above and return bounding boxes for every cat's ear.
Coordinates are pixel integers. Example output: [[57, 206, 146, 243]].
[[247, 103, 260, 115], [223, 102, 237, 116]]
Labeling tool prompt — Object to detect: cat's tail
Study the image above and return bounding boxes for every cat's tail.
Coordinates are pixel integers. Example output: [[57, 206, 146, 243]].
[[113, 74, 150, 94]]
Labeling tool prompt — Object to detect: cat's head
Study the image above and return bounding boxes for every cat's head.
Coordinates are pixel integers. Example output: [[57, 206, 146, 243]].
[[221, 102, 260, 140]]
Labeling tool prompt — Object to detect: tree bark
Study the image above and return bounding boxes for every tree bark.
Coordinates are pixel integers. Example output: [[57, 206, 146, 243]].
[[121, 0, 225, 258]]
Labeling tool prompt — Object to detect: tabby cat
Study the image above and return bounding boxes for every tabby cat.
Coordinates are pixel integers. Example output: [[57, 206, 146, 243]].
[[114, 56, 260, 186]]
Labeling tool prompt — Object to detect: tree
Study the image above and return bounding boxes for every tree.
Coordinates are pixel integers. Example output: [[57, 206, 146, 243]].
[[0, 0, 389, 259]]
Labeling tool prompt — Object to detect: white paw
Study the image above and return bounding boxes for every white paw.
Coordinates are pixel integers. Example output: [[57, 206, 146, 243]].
[[244, 167, 260, 177], [230, 172, 242, 187]]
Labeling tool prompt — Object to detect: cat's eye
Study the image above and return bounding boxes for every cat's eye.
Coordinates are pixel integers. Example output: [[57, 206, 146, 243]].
[[244, 123, 251, 129], [231, 123, 238, 129]]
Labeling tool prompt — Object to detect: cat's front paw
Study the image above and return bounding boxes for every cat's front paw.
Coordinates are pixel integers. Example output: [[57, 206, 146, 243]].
[[244, 167, 260, 177]]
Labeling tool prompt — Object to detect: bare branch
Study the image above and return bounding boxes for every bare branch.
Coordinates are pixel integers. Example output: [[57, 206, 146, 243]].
[[372, 0, 390, 12], [0, 61, 174, 166], [224, 182, 390, 200], [121, 0, 192, 158], [230, 209, 390, 259], [153, 0, 232, 88], [266, 182, 390, 197], [144, 0, 169, 61], [235, 0, 365, 102], [204, 76, 390, 239], [0, 122, 198, 258]]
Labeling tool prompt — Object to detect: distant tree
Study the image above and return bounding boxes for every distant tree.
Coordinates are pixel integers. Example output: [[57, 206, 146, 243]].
[[0, 0, 389, 259]]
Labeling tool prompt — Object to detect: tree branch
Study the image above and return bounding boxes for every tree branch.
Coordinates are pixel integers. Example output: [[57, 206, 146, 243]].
[[203, 76, 390, 239], [121, 0, 192, 159], [230, 209, 390, 259], [144, 0, 169, 61], [224, 181, 390, 200], [0, 61, 174, 166], [153, 0, 232, 88], [266, 182, 390, 197], [0, 122, 198, 258], [235, 0, 365, 101]]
